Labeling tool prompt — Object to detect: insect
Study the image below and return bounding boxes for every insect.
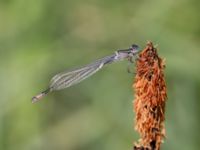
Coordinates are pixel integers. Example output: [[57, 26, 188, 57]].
[[32, 44, 140, 103]]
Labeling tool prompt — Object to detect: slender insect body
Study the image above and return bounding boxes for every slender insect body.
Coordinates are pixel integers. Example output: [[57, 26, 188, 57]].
[[32, 44, 140, 103]]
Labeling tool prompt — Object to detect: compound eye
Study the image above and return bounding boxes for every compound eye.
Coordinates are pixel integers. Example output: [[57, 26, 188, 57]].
[[131, 44, 139, 50]]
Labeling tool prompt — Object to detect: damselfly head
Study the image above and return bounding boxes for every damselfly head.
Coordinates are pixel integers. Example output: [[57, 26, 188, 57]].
[[130, 44, 140, 54]]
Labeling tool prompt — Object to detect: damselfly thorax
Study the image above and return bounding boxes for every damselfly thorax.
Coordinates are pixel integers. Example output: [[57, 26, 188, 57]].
[[32, 44, 139, 103]]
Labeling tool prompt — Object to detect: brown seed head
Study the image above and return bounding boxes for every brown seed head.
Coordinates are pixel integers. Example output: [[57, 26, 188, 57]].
[[133, 42, 167, 150]]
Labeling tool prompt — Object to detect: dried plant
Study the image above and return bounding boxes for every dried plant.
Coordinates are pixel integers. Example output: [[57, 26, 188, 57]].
[[133, 42, 167, 150]]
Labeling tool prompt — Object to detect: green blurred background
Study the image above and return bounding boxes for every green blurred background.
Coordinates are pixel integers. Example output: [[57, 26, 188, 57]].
[[0, 0, 200, 150]]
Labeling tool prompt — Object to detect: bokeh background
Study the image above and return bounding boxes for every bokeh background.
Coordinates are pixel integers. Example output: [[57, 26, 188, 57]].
[[0, 0, 200, 150]]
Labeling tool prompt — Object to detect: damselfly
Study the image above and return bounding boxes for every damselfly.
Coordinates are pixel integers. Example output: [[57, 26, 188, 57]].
[[32, 44, 139, 103]]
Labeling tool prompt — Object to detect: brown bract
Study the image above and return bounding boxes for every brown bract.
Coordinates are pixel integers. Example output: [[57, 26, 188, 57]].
[[133, 42, 167, 150]]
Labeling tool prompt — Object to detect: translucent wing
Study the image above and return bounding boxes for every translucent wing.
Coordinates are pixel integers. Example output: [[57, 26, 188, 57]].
[[50, 54, 116, 91], [32, 54, 116, 103]]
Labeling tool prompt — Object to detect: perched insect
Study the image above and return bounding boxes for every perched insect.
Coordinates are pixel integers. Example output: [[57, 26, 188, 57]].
[[32, 44, 140, 103]]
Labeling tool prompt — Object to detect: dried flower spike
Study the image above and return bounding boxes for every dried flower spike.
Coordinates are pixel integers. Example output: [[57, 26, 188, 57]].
[[133, 42, 167, 150]]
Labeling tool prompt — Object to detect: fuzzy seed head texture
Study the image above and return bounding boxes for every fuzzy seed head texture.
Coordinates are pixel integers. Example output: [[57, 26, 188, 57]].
[[133, 42, 167, 150]]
